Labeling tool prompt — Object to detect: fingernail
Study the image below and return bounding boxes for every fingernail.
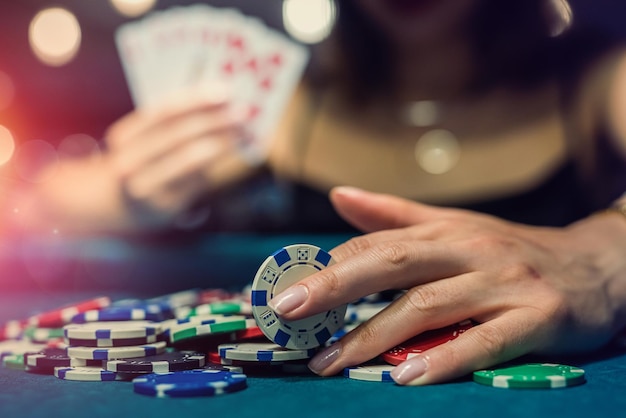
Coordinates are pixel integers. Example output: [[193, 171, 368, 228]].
[[390, 355, 429, 385], [268, 285, 308, 316], [333, 186, 366, 198], [308, 344, 342, 374]]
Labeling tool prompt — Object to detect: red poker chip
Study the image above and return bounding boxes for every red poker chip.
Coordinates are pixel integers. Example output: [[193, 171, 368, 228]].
[[0, 320, 29, 341], [382, 320, 474, 366], [234, 326, 265, 341], [27, 297, 111, 328], [199, 289, 234, 304]]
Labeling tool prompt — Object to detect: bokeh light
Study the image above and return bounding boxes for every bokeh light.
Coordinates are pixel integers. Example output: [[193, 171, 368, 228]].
[[547, 0, 573, 37], [283, 0, 336, 44], [29, 7, 81, 67], [58, 134, 101, 160], [0, 125, 15, 166], [414, 129, 461, 175], [14, 140, 59, 183], [0, 71, 16, 111], [109, 0, 157, 18]]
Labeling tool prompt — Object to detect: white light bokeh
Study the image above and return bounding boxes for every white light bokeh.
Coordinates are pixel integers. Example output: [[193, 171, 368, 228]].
[[0, 71, 15, 111], [109, 0, 157, 18], [29, 7, 81, 67], [14, 139, 59, 183], [405, 101, 439, 127], [547, 0, 573, 37], [283, 0, 336, 44], [414, 129, 461, 175], [58, 134, 101, 160], [0, 125, 15, 166]]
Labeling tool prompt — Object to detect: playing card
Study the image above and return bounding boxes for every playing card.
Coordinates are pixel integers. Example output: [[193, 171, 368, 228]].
[[114, 5, 309, 161]]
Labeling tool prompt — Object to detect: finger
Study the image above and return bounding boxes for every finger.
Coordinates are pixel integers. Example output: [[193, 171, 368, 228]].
[[330, 186, 450, 232], [106, 86, 231, 149], [307, 272, 484, 376], [124, 135, 232, 202], [270, 240, 472, 320], [330, 227, 426, 262], [114, 107, 242, 176], [390, 310, 544, 385]]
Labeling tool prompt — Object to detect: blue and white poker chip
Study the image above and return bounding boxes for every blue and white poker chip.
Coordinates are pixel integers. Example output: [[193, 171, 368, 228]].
[[132, 369, 247, 398], [251, 244, 347, 349], [55, 366, 125, 381], [71, 306, 167, 323], [67, 341, 167, 360], [63, 321, 162, 340], [218, 342, 316, 362], [343, 364, 395, 382]]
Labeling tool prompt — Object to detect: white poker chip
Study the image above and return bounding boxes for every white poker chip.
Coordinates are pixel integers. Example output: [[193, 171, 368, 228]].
[[67, 341, 167, 360], [0, 340, 46, 356], [251, 244, 347, 349], [54, 366, 125, 381], [218, 342, 316, 362], [63, 321, 162, 340], [343, 364, 395, 382]]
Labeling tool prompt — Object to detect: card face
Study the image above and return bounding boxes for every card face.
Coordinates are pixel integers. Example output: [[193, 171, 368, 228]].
[[114, 6, 309, 162]]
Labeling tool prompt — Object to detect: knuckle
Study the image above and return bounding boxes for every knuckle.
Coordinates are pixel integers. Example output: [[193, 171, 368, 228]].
[[351, 322, 383, 347], [471, 323, 508, 360], [376, 241, 412, 269], [404, 285, 440, 316], [341, 236, 376, 258], [307, 268, 344, 298]]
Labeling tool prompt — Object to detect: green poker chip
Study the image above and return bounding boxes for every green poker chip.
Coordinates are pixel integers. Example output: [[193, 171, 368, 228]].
[[473, 363, 586, 389]]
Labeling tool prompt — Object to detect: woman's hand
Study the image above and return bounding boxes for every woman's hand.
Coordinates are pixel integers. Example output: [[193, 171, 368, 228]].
[[104, 86, 246, 229], [268, 186, 626, 385]]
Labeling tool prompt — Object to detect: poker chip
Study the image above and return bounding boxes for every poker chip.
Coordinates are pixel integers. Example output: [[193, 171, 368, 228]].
[[473, 363, 586, 389], [145, 289, 202, 309], [23, 327, 64, 342], [65, 334, 160, 347], [199, 289, 234, 304], [382, 320, 474, 365], [0, 340, 46, 358], [251, 244, 347, 349], [28, 297, 111, 328], [63, 321, 162, 340], [2, 354, 26, 370], [169, 318, 257, 343], [344, 364, 395, 382], [24, 348, 102, 369], [132, 369, 248, 398], [203, 363, 244, 374], [105, 351, 205, 374], [218, 342, 316, 362], [175, 301, 252, 319], [71, 306, 167, 323], [55, 366, 125, 382], [68, 341, 167, 360], [0, 320, 28, 341]]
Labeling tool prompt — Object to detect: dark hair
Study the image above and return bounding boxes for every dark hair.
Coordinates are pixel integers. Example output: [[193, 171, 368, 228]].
[[309, 0, 572, 103]]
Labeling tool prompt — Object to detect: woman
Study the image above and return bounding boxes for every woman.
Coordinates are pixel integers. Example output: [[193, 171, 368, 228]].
[[10, 0, 626, 385]]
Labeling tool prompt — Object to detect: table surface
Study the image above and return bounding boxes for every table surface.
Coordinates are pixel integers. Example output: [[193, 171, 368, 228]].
[[2, 235, 626, 417]]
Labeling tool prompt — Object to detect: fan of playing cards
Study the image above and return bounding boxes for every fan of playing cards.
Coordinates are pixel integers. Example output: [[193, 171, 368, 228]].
[[115, 4, 309, 162]]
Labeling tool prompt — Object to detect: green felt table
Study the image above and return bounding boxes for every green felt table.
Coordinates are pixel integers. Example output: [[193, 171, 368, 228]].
[[2, 234, 626, 417]]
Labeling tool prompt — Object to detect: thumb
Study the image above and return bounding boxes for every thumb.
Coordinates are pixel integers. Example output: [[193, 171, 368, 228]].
[[329, 186, 441, 233]]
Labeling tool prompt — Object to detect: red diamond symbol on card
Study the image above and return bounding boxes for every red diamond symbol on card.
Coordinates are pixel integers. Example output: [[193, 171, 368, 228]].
[[259, 77, 272, 91], [248, 105, 261, 120]]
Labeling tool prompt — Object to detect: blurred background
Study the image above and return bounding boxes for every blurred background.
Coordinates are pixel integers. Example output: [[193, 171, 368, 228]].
[[0, 0, 625, 161], [1, 0, 626, 293]]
